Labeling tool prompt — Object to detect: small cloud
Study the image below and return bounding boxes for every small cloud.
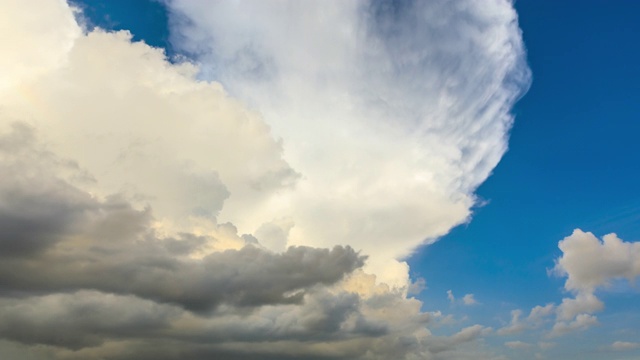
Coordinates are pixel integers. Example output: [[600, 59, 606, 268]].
[[447, 290, 455, 303], [462, 293, 477, 306], [408, 277, 427, 295], [505, 341, 531, 349], [553, 230, 640, 293], [497, 309, 525, 336], [549, 314, 598, 337], [528, 304, 555, 322], [612, 341, 640, 351]]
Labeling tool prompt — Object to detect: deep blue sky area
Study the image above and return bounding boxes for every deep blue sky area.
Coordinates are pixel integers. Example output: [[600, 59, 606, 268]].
[[409, 0, 640, 315], [70, 0, 172, 52], [73, 0, 639, 334]]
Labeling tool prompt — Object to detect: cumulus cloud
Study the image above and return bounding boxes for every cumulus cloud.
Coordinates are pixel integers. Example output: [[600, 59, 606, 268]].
[[550, 230, 640, 334], [0, 114, 486, 360], [0, 0, 525, 358], [549, 314, 598, 337], [553, 229, 640, 293], [503, 230, 639, 339], [166, 0, 530, 285], [497, 304, 555, 336], [462, 294, 478, 306]]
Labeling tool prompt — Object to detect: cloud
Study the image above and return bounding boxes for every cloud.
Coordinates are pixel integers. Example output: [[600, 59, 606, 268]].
[[0, 0, 80, 91], [611, 341, 640, 351], [462, 294, 478, 306], [447, 290, 456, 303], [0, 0, 527, 359], [501, 230, 639, 339], [549, 314, 598, 337], [497, 310, 525, 336], [166, 0, 531, 286], [497, 304, 556, 336], [528, 304, 555, 323], [504, 341, 531, 349], [445, 290, 477, 306], [497, 230, 639, 339], [0, 124, 365, 313], [426, 325, 493, 354], [553, 229, 640, 293], [0, 118, 481, 360], [550, 230, 640, 334]]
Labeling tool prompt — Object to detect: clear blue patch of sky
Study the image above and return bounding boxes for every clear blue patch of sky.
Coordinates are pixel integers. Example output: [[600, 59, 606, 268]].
[[69, 0, 173, 54]]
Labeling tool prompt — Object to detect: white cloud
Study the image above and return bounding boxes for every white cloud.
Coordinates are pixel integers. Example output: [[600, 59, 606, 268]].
[[611, 341, 640, 351], [462, 294, 478, 306], [528, 304, 555, 323], [549, 314, 598, 337], [553, 229, 640, 293], [499, 230, 639, 339], [497, 309, 525, 336], [447, 290, 456, 303], [0, 0, 529, 359], [426, 325, 492, 354], [497, 304, 555, 336], [556, 293, 604, 322], [166, 0, 530, 286], [0, 0, 80, 91], [549, 230, 640, 335]]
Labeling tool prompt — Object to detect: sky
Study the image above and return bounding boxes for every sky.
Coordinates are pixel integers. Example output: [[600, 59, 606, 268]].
[[0, 0, 638, 359]]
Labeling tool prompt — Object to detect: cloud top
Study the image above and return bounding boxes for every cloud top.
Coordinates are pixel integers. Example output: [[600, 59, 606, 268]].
[[167, 0, 531, 284]]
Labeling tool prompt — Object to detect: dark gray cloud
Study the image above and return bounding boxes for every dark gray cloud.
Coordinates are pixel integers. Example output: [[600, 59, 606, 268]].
[[0, 120, 491, 360], [0, 122, 379, 358], [0, 123, 364, 313]]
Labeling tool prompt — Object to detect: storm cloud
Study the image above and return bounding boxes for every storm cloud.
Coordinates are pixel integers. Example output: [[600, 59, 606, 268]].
[[0, 0, 529, 358]]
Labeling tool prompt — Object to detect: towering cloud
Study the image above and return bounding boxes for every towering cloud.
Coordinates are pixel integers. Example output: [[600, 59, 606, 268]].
[[166, 0, 531, 284], [0, 0, 529, 359]]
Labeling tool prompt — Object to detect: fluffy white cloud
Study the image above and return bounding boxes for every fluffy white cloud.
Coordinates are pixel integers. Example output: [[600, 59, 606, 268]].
[[497, 230, 640, 340], [554, 229, 640, 293], [500, 230, 639, 339], [550, 230, 640, 334], [497, 304, 555, 336], [462, 294, 478, 306], [0, 0, 80, 91], [0, 0, 520, 359], [166, 0, 530, 286], [549, 314, 598, 337]]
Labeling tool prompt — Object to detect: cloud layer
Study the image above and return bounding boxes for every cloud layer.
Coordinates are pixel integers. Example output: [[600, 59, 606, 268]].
[[0, 0, 530, 359]]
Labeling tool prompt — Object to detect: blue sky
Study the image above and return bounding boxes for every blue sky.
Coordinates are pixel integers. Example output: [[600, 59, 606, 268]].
[[412, 0, 640, 310], [1, 1, 639, 359]]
